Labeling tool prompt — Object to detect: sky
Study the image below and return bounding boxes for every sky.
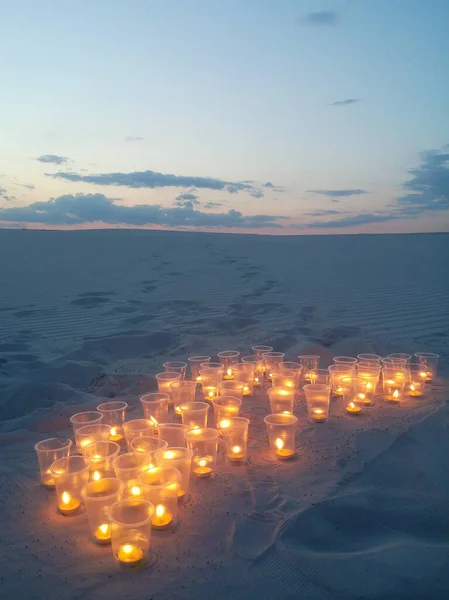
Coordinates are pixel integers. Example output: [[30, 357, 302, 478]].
[[1, 0, 449, 235]]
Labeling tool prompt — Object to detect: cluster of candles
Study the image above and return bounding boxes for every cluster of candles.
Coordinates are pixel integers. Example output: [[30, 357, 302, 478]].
[[34, 347, 439, 569]]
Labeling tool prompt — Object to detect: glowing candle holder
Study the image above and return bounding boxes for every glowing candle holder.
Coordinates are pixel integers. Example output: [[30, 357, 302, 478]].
[[200, 367, 223, 401], [76, 424, 111, 454], [82, 441, 120, 481], [263, 352, 286, 381], [188, 355, 211, 384], [96, 401, 128, 443], [241, 355, 265, 386], [212, 396, 242, 424], [140, 393, 169, 430], [231, 363, 255, 396], [184, 428, 220, 478], [407, 364, 427, 397], [163, 361, 187, 379], [157, 423, 189, 447], [112, 452, 151, 497], [156, 371, 182, 396], [328, 365, 352, 396], [109, 499, 155, 568], [279, 361, 303, 388], [298, 355, 320, 382], [218, 350, 240, 380], [139, 466, 181, 529], [357, 353, 382, 366], [415, 352, 439, 382], [251, 344, 273, 358], [387, 353, 411, 367], [34, 438, 72, 488], [341, 376, 368, 414], [50, 455, 90, 515], [217, 417, 250, 463], [267, 386, 295, 414], [178, 401, 210, 430], [333, 356, 357, 372], [170, 380, 197, 415], [303, 384, 331, 422], [309, 369, 331, 385], [382, 371, 406, 403], [271, 368, 297, 389], [264, 413, 298, 459], [217, 380, 245, 401], [356, 365, 381, 402], [123, 419, 156, 451], [130, 436, 168, 469], [81, 478, 125, 544], [70, 411, 103, 447], [153, 447, 193, 501]]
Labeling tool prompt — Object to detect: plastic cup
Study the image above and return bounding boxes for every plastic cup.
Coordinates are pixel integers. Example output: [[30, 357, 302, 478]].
[[341, 376, 368, 414], [50, 455, 90, 515], [140, 393, 169, 429], [156, 371, 182, 396], [328, 364, 353, 396], [202, 362, 225, 371], [123, 419, 156, 451], [415, 352, 439, 382], [212, 396, 242, 424], [231, 363, 255, 396], [333, 356, 357, 371], [279, 361, 303, 387], [264, 413, 298, 459], [381, 357, 406, 369], [35, 438, 73, 488], [200, 367, 222, 401], [309, 369, 331, 385], [76, 424, 111, 454], [217, 380, 245, 400], [184, 428, 220, 478], [109, 499, 155, 567], [81, 478, 125, 544], [382, 369, 406, 402], [170, 380, 197, 415], [298, 355, 320, 382], [82, 441, 120, 481], [178, 401, 210, 430], [251, 345, 273, 358], [387, 353, 411, 367], [407, 364, 428, 397], [112, 452, 151, 497], [157, 423, 189, 447], [96, 401, 128, 443], [139, 467, 181, 529], [162, 361, 187, 379], [153, 447, 193, 501], [217, 417, 250, 463], [70, 411, 103, 442], [131, 436, 168, 454], [357, 353, 382, 365], [303, 384, 331, 422], [263, 352, 286, 381], [267, 386, 295, 414], [271, 368, 297, 389], [217, 350, 241, 380], [241, 355, 264, 386], [188, 355, 211, 383], [356, 365, 381, 401]]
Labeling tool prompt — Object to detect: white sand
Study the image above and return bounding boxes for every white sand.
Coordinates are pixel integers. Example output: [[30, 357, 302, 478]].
[[0, 230, 448, 599]]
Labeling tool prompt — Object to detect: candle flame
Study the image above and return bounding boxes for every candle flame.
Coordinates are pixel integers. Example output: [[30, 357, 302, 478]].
[[92, 471, 101, 481], [110, 427, 117, 437], [366, 383, 372, 390], [149, 416, 158, 427], [208, 391, 214, 397], [196, 376, 202, 382], [275, 438, 284, 450], [62, 491, 71, 505], [164, 450, 176, 459], [131, 486, 141, 496], [386, 379, 395, 385], [282, 410, 291, 414], [219, 419, 231, 429], [337, 387, 343, 393], [410, 384, 415, 391], [227, 368, 232, 376], [314, 409, 323, 414], [358, 393, 366, 400], [93, 454, 101, 459], [349, 402, 356, 409], [255, 377, 259, 383], [199, 459, 207, 467], [420, 371, 427, 378], [123, 544, 133, 555], [243, 386, 249, 393], [393, 389, 399, 399], [99, 523, 109, 534], [156, 504, 165, 517], [280, 390, 288, 396], [232, 445, 241, 454]]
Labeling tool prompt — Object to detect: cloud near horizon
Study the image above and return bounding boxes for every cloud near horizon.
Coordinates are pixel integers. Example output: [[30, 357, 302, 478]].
[[329, 99, 361, 106], [308, 189, 369, 197], [36, 154, 69, 165], [173, 192, 200, 209], [301, 11, 338, 26], [0, 193, 283, 229], [49, 169, 264, 197]]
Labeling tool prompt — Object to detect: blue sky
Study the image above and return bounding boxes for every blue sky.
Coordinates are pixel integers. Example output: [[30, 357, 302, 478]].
[[1, 0, 448, 233]]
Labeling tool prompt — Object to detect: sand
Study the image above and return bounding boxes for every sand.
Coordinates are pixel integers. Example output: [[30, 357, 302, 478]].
[[0, 229, 448, 599]]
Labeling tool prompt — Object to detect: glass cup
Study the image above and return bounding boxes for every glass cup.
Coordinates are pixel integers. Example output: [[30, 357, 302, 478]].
[[170, 380, 197, 415], [81, 478, 125, 544], [263, 352, 286, 381], [212, 396, 242, 424], [140, 393, 169, 429], [382, 369, 406, 402], [163, 361, 187, 379], [153, 447, 193, 501], [188, 355, 211, 383], [217, 351, 240, 380], [407, 364, 428, 397], [82, 441, 121, 481], [178, 402, 210, 430], [271, 368, 297, 389], [200, 367, 222, 401], [112, 452, 151, 496], [267, 386, 295, 414], [241, 355, 264, 386], [35, 438, 72, 488], [70, 411, 103, 442], [387, 353, 411, 367], [309, 369, 331, 385], [217, 380, 245, 401], [357, 353, 382, 365], [217, 417, 250, 463], [333, 356, 357, 371], [130, 436, 168, 469], [298, 355, 320, 382], [202, 362, 225, 371], [279, 361, 303, 388], [139, 466, 181, 529], [231, 363, 255, 396], [415, 352, 439, 382], [264, 414, 298, 459], [96, 401, 128, 443], [251, 345, 273, 358], [303, 384, 331, 422], [341, 376, 368, 414], [123, 419, 156, 451], [328, 364, 352, 396], [156, 372, 182, 396], [50, 455, 91, 515], [157, 423, 189, 447], [109, 499, 155, 567], [76, 424, 111, 454], [184, 428, 220, 478], [356, 365, 381, 402]]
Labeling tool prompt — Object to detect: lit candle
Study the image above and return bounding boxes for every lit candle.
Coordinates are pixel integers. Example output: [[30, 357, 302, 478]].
[[230, 445, 245, 460], [223, 368, 234, 380], [92, 470, 102, 481], [311, 408, 326, 422], [335, 386, 343, 395], [94, 523, 111, 542], [59, 491, 81, 514], [117, 543, 144, 566], [408, 384, 422, 397], [274, 438, 294, 458], [152, 504, 172, 529], [243, 385, 251, 396], [130, 485, 142, 497], [109, 427, 124, 442], [346, 402, 362, 415], [192, 456, 213, 478], [42, 470, 54, 487]]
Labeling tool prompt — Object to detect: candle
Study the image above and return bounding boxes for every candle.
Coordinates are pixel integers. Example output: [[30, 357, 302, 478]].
[[117, 544, 144, 566], [153, 448, 193, 500], [224, 368, 234, 380], [230, 445, 245, 460], [94, 523, 111, 542], [109, 428, 124, 442], [346, 402, 362, 415], [386, 389, 400, 402], [60, 491, 81, 514], [311, 408, 326, 422], [139, 466, 180, 529], [274, 438, 294, 458], [152, 504, 173, 528], [192, 457, 213, 478], [218, 417, 249, 463], [265, 413, 297, 459], [97, 401, 128, 444], [34, 438, 73, 488], [408, 384, 422, 397]]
